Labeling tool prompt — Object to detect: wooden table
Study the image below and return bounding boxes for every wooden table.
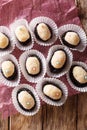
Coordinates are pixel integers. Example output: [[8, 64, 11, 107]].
[[0, 0, 87, 130]]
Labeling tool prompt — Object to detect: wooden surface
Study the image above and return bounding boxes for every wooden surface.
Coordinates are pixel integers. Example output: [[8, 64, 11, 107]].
[[0, 0, 87, 130]]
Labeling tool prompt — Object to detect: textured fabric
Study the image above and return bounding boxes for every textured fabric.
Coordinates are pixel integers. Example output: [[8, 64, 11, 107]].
[[0, 0, 87, 118]]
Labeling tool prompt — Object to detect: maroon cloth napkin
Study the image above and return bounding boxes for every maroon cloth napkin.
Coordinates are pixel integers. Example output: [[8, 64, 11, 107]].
[[0, 0, 87, 118]]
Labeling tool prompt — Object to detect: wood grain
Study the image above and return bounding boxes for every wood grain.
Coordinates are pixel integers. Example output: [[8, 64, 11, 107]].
[[42, 96, 77, 130], [0, 115, 8, 130], [10, 108, 42, 130], [77, 93, 87, 130], [0, 0, 87, 130], [10, 96, 77, 130], [77, 0, 87, 33], [76, 1, 87, 130]]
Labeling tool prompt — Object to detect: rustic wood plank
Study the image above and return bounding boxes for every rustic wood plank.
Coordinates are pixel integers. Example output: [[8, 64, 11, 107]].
[[75, 1, 87, 130], [77, 0, 87, 18], [42, 95, 77, 130], [10, 108, 42, 130], [0, 115, 8, 130], [77, 93, 87, 130], [10, 96, 77, 130], [77, 0, 87, 33]]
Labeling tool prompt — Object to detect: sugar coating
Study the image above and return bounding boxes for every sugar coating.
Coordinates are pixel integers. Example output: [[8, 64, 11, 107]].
[[43, 84, 62, 100], [51, 50, 66, 69], [0, 32, 9, 49], [26, 56, 40, 75], [64, 31, 80, 46], [18, 91, 35, 110], [36, 23, 51, 41], [73, 66, 87, 84], [1, 60, 15, 78], [15, 25, 30, 42]]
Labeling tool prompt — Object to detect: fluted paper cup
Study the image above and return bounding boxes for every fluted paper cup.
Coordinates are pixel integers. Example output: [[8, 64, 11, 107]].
[[12, 84, 41, 116], [29, 16, 58, 46], [67, 61, 87, 92], [19, 49, 46, 83], [10, 19, 34, 51], [36, 78, 68, 106], [0, 26, 15, 57], [58, 24, 87, 52], [47, 45, 73, 78], [0, 54, 21, 87]]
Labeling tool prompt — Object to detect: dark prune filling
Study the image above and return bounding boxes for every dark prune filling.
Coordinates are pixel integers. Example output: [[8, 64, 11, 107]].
[[62, 31, 80, 48], [25, 55, 42, 77], [34, 23, 52, 42], [16, 32, 31, 46], [17, 88, 36, 111], [69, 65, 87, 88], [1, 60, 18, 80], [42, 81, 63, 101], [0, 33, 10, 50], [49, 49, 67, 74]]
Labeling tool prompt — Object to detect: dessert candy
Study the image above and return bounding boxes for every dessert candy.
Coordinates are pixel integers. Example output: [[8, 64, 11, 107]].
[[15, 25, 31, 46], [49, 50, 67, 73], [12, 84, 41, 116], [0, 32, 9, 49], [36, 78, 68, 106], [17, 88, 36, 111], [69, 65, 87, 87], [34, 23, 52, 42], [25, 56, 41, 76], [43, 83, 62, 101], [62, 31, 80, 48], [1, 60, 17, 80]]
